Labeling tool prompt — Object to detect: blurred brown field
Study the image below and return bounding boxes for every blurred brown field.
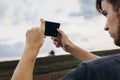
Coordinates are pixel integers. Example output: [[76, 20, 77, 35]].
[[33, 69, 71, 80], [0, 49, 120, 80]]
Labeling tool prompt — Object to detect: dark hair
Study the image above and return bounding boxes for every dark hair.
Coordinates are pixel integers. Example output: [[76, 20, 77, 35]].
[[96, 0, 120, 14]]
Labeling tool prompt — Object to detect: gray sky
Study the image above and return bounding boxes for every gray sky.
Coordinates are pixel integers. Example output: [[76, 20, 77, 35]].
[[0, 0, 119, 61]]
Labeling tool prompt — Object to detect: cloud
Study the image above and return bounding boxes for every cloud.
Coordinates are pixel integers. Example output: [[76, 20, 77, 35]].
[[0, 3, 7, 18], [0, 42, 25, 58], [0, 38, 63, 59], [0, 39, 10, 42], [69, 0, 98, 19], [0, 0, 119, 61]]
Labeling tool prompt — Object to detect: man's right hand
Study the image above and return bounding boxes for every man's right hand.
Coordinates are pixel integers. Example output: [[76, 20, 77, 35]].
[[51, 29, 73, 52], [25, 19, 45, 60], [26, 19, 45, 50]]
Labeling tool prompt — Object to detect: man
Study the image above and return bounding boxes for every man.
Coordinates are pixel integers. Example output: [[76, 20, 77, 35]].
[[11, 0, 120, 80]]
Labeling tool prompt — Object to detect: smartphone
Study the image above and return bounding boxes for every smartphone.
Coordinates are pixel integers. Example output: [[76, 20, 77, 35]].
[[44, 21, 60, 37]]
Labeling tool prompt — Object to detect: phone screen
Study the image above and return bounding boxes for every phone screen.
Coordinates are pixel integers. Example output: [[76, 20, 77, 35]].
[[44, 21, 60, 37]]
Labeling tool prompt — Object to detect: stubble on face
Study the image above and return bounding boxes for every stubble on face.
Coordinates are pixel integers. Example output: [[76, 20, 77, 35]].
[[114, 10, 120, 46]]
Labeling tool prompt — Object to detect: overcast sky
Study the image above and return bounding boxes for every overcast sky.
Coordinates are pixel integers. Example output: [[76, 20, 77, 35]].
[[0, 0, 119, 61]]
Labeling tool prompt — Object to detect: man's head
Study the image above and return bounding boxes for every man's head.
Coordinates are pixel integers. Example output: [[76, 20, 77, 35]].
[[96, 0, 120, 46]]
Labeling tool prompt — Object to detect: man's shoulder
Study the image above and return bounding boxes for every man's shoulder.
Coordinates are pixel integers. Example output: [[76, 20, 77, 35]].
[[60, 54, 120, 80], [86, 54, 120, 66], [83, 54, 120, 80], [60, 62, 96, 80]]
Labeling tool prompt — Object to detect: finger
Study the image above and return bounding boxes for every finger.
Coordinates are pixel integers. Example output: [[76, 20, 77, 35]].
[[39, 18, 45, 34], [51, 37, 54, 40], [57, 29, 65, 36], [36, 26, 40, 31], [53, 41, 57, 45], [51, 37, 57, 41], [53, 41, 57, 46], [31, 27, 36, 30], [53, 41, 60, 47], [54, 38, 59, 43], [26, 30, 31, 37], [55, 42, 61, 47], [56, 45, 61, 48]]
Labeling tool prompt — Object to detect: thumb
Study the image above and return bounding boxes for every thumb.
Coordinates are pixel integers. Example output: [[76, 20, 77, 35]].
[[57, 29, 66, 37], [40, 18, 45, 34]]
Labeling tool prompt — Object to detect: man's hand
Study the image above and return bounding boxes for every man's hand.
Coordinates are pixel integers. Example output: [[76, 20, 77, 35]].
[[51, 29, 100, 61], [24, 19, 45, 60], [51, 29, 73, 52], [26, 19, 45, 50], [11, 19, 45, 80]]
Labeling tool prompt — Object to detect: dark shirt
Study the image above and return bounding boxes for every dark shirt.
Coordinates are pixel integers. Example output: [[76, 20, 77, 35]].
[[60, 54, 120, 80]]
